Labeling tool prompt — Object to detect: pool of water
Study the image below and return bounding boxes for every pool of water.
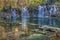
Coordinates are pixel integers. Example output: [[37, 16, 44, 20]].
[[0, 17, 60, 27], [29, 18, 60, 27]]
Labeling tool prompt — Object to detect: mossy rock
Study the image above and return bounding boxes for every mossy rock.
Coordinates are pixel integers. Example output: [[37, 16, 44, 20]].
[[27, 34, 47, 40]]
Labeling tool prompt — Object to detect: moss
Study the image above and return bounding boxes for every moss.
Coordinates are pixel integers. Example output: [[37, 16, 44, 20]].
[[27, 34, 47, 40]]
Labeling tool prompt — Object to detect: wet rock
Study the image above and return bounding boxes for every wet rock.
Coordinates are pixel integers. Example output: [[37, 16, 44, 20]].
[[20, 31, 26, 35], [40, 25, 60, 40], [41, 25, 60, 32], [26, 34, 47, 40], [31, 29, 39, 32]]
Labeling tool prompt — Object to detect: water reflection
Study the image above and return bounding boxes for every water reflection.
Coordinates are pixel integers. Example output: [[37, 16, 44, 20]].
[[2, 18, 60, 27], [0, 17, 60, 27], [29, 18, 60, 27], [49, 18, 56, 26]]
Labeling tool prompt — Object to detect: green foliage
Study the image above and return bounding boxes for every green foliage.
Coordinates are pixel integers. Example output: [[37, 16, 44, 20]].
[[28, 0, 48, 11], [27, 34, 47, 40], [29, 0, 48, 5], [1, 7, 7, 12], [0, 8, 3, 11], [57, 0, 60, 2], [36, 0, 43, 3]]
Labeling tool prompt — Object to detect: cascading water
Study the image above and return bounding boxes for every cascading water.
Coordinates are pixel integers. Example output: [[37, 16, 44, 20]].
[[49, 5, 57, 26], [49, 5, 57, 16], [53, 5, 57, 15], [21, 7, 29, 31], [38, 5, 49, 18], [38, 5, 48, 26], [12, 9, 17, 23], [38, 6, 45, 18]]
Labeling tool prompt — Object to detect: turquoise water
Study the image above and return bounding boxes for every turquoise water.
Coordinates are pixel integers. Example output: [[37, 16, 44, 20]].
[[29, 18, 60, 27], [0, 17, 60, 27], [19, 17, 60, 27]]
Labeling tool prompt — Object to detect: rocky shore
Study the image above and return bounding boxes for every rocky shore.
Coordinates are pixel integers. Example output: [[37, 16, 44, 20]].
[[0, 23, 60, 40]]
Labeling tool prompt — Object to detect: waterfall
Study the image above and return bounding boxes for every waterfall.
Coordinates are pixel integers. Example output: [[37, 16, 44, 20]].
[[12, 9, 17, 23], [53, 5, 57, 15], [49, 5, 57, 16], [49, 7, 53, 16], [38, 6, 45, 18], [38, 5, 49, 18], [21, 7, 29, 31]]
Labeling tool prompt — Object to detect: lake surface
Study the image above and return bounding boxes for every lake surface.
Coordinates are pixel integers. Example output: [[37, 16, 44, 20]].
[[29, 18, 60, 27], [0, 17, 60, 27]]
